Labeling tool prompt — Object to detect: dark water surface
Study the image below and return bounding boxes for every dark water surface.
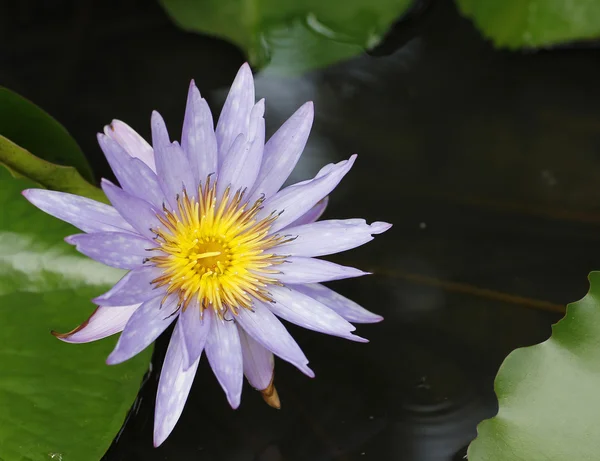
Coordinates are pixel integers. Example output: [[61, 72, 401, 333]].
[[3, 0, 600, 459]]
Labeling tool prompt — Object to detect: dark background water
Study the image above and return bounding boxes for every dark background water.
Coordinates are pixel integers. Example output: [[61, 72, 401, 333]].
[[3, 0, 600, 459]]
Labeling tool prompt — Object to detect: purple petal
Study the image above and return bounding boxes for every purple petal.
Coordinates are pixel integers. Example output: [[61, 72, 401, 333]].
[[181, 80, 218, 184], [257, 155, 356, 233], [290, 283, 383, 323], [107, 294, 179, 365], [153, 321, 200, 447], [150, 110, 171, 150], [217, 100, 265, 196], [104, 120, 156, 171], [65, 232, 154, 270], [274, 219, 392, 257], [235, 301, 314, 377], [250, 101, 314, 201], [284, 196, 328, 229], [97, 134, 165, 208], [101, 179, 161, 240], [22, 189, 134, 234], [53, 304, 140, 344], [239, 327, 274, 391], [215, 63, 255, 162], [153, 140, 196, 208], [179, 305, 212, 371], [273, 256, 368, 284], [205, 313, 244, 408], [93, 265, 163, 306], [126, 157, 166, 210], [268, 286, 365, 342], [216, 133, 246, 198]]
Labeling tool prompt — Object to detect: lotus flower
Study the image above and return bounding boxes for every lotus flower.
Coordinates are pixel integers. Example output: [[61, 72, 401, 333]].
[[23, 63, 391, 446]]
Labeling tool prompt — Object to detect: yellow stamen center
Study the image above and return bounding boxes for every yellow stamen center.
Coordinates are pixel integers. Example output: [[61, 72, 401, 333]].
[[148, 177, 287, 316]]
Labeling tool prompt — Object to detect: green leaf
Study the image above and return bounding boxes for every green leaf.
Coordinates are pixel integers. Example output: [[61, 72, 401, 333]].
[[0, 135, 108, 204], [0, 165, 151, 461], [468, 271, 600, 461], [0, 87, 94, 183], [159, 0, 414, 74], [456, 0, 600, 49]]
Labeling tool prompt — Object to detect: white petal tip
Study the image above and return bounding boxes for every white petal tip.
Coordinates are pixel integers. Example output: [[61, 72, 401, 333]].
[[105, 352, 124, 365], [63, 235, 76, 245], [372, 222, 393, 234], [227, 396, 241, 409], [153, 431, 167, 448], [365, 315, 384, 323], [349, 335, 369, 343], [302, 366, 315, 378]]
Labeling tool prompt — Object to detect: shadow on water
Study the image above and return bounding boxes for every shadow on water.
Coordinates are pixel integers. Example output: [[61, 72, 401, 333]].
[[3, 0, 600, 459]]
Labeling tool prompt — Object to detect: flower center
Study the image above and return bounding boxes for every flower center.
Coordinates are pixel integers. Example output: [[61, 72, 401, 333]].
[[186, 238, 230, 274], [147, 178, 287, 316]]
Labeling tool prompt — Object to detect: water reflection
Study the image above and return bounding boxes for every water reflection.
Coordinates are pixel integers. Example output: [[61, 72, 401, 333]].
[[4, 0, 600, 460]]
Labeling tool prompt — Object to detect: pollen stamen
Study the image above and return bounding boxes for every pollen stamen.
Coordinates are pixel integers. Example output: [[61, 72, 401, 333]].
[[147, 179, 282, 316]]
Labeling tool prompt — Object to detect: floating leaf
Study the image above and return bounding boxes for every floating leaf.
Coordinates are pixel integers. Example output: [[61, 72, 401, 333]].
[[0, 135, 108, 203], [457, 0, 600, 49], [468, 271, 600, 460], [0, 165, 151, 460], [159, 0, 414, 74], [0, 87, 94, 182]]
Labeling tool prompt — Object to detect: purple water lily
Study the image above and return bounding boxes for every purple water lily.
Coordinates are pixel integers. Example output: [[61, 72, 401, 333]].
[[23, 63, 391, 447]]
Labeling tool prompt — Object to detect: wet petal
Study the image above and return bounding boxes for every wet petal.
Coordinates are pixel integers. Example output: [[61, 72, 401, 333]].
[[274, 219, 392, 257], [93, 265, 163, 306], [101, 179, 161, 240], [257, 155, 356, 233], [239, 327, 274, 391], [283, 196, 328, 229], [235, 301, 313, 377], [215, 63, 255, 162], [107, 295, 179, 365], [153, 321, 200, 447], [273, 256, 368, 284], [152, 112, 196, 206], [104, 119, 156, 171], [53, 304, 140, 344], [22, 189, 134, 234], [97, 134, 165, 208], [217, 99, 265, 196], [290, 283, 383, 323], [205, 313, 243, 408], [181, 80, 218, 183], [150, 110, 171, 150], [269, 286, 365, 342], [155, 141, 196, 209], [179, 305, 212, 371], [250, 101, 314, 201], [65, 232, 154, 270]]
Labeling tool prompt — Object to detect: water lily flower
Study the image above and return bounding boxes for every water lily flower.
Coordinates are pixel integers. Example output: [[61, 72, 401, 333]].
[[22, 63, 391, 447]]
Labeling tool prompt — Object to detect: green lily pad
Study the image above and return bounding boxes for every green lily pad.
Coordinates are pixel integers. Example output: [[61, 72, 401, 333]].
[[0, 165, 151, 461], [468, 271, 600, 460], [0, 135, 108, 204], [0, 88, 107, 203], [0, 87, 94, 183], [457, 0, 600, 49], [159, 0, 414, 74]]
